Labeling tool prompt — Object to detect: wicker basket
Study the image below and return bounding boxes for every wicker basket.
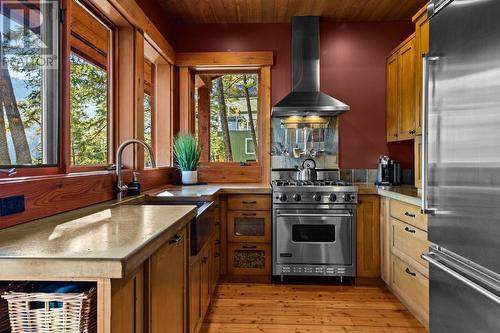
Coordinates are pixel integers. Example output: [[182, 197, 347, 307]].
[[1, 287, 96, 333], [0, 282, 29, 333]]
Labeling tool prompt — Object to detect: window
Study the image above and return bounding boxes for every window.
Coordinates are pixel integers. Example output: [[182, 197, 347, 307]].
[[143, 59, 154, 167], [0, 0, 59, 167], [194, 73, 259, 163], [69, 0, 111, 166]]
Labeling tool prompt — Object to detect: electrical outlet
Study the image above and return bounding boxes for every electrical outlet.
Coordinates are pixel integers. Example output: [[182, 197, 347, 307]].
[[0, 195, 25, 216]]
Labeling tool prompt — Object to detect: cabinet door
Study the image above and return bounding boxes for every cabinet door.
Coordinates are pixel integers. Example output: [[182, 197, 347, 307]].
[[111, 266, 144, 333], [200, 245, 211, 316], [414, 13, 429, 135], [391, 255, 429, 326], [386, 53, 399, 142], [189, 256, 201, 333], [380, 197, 391, 285], [227, 210, 271, 243], [227, 243, 271, 276], [356, 195, 381, 280], [398, 38, 416, 140], [414, 135, 422, 188], [211, 236, 220, 295], [150, 228, 187, 333]]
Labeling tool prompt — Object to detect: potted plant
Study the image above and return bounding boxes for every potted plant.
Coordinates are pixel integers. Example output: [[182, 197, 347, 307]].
[[173, 134, 202, 184]]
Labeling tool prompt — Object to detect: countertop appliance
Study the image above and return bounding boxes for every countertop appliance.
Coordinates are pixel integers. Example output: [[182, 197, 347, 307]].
[[421, 0, 500, 331], [376, 155, 391, 185], [272, 179, 357, 281], [271, 17, 349, 117]]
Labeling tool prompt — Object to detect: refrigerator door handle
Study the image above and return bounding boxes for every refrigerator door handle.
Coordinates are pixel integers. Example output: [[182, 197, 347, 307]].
[[422, 252, 500, 305], [421, 54, 438, 214]]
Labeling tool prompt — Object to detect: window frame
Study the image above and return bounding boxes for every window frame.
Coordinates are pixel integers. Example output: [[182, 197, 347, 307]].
[[177, 51, 273, 183], [143, 58, 155, 168], [68, 0, 114, 172], [193, 69, 260, 164]]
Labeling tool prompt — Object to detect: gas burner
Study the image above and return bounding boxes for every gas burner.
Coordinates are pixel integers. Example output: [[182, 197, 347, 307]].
[[272, 179, 352, 187]]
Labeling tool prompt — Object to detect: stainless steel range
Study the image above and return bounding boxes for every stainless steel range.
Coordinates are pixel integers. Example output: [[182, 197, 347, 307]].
[[272, 179, 358, 280]]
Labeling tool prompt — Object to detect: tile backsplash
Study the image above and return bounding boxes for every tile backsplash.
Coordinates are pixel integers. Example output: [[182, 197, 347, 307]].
[[340, 168, 414, 185]]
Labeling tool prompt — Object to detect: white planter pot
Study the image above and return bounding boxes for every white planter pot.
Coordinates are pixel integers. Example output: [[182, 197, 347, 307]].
[[181, 170, 198, 185]]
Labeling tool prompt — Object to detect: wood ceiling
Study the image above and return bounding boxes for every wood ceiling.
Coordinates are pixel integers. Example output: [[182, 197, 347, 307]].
[[158, 0, 428, 24]]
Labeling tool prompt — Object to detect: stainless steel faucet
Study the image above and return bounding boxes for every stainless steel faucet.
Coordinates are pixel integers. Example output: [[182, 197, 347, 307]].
[[0, 168, 16, 176], [116, 139, 156, 200]]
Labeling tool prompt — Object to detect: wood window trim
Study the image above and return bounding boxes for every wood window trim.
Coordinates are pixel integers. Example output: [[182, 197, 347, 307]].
[[178, 52, 272, 183], [68, 0, 114, 171]]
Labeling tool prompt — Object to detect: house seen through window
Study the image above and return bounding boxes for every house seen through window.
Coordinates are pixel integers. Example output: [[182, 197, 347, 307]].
[[194, 73, 259, 163]]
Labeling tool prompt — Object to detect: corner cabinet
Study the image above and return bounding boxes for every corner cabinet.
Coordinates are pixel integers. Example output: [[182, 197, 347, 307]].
[[386, 35, 416, 142]]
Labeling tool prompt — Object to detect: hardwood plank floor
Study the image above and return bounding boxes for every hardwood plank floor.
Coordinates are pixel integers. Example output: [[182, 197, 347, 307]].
[[201, 283, 427, 333]]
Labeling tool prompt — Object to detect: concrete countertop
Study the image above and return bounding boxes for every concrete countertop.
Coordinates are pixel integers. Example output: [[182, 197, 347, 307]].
[[146, 183, 271, 201], [0, 204, 196, 279], [356, 183, 421, 206]]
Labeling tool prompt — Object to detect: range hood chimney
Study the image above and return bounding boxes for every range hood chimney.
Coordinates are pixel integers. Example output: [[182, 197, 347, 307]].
[[272, 16, 349, 117]]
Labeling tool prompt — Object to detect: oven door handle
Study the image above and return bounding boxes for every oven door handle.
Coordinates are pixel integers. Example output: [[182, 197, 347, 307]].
[[276, 213, 353, 218]]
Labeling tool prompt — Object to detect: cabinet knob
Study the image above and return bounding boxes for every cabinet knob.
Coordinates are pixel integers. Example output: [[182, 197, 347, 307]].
[[168, 234, 182, 245]]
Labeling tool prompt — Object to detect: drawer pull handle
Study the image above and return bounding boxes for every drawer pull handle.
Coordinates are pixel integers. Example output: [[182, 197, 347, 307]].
[[242, 201, 257, 204], [242, 213, 257, 216], [201, 256, 209, 263], [405, 267, 416, 277], [242, 245, 257, 249], [404, 212, 416, 218], [214, 240, 221, 245], [215, 252, 220, 258], [168, 234, 182, 245], [404, 226, 416, 234]]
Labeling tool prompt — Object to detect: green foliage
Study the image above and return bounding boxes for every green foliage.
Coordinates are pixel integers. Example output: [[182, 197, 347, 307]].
[[173, 134, 201, 171], [69, 53, 108, 165], [207, 74, 258, 162]]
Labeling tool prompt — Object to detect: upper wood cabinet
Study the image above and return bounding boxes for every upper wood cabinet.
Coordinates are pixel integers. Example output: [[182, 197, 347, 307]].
[[386, 35, 416, 142], [413, 7, 430, 136], [386, 53, 399, 141], [398, 38, 416, 140]]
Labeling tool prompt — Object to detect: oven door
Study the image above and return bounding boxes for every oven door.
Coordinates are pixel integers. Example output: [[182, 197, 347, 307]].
[[275, 209, 353, 265]]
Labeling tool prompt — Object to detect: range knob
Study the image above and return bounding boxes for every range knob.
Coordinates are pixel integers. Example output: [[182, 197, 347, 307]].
[[343, 194, 352, 202], [278, 194, 287, 202], [313, 194, 322, 201], [293, 194, 301, 202], [329, 194, 337, 202]]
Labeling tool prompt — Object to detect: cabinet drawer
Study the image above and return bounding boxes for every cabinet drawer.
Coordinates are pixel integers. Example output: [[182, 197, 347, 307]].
[[227, 243, 271, 276], [391, 218, 429, 276], [227, 210, 271, 243], [391, 255, 429, 325], [390, 200, 427, 231], [228, 194, 271, 211]]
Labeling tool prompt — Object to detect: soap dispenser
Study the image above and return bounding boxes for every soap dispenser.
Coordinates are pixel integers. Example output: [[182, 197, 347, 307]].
[[127, 172, 141, 196]]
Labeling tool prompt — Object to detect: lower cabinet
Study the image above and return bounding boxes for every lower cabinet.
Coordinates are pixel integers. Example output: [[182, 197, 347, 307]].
[[111, 266, 145, 333], [189, 230, 220, 333], [356, 194, 381, 282], [227, 243, 271, 276], [391, 255, 429, 325], [110, 227, 189, 333], [381, 197, 430, 328], [149, 228, 188, 333]]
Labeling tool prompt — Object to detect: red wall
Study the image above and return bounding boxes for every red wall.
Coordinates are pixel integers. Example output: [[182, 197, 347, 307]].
[[172, 21, 415, 169]]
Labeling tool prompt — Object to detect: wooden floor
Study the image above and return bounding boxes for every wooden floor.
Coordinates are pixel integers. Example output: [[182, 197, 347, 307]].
[[201, 283, 427, 333]]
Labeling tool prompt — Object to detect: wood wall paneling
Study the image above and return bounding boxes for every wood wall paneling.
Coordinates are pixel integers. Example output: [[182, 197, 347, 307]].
[[0, 168, 177, 229]]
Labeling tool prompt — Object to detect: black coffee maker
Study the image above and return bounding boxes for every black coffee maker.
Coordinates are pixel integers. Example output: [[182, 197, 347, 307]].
[[375, 155, 401, 186]]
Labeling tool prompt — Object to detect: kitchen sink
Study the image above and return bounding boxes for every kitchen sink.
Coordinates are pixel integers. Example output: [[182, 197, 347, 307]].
[[140, 200, 215, 256]]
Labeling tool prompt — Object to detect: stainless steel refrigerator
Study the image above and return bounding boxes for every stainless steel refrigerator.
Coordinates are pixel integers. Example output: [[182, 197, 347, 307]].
[[421, 0, 500, 331]]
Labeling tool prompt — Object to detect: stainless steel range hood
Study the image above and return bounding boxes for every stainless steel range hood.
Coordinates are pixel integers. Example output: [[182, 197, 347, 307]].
[[272, 16, 349, 117]]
